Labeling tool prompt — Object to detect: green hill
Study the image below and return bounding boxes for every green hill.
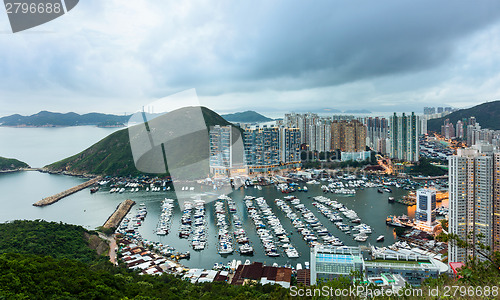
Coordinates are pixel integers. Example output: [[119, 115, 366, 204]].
[[45, 107, 233, 176], [0, 156, 29, 171], [0, 220, 105, 263], [221, 110, 273, 123], [427, 100, 500, 132]]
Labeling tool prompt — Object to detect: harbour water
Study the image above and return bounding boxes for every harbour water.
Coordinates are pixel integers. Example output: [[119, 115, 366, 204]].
[[0, 127, 447, 270]]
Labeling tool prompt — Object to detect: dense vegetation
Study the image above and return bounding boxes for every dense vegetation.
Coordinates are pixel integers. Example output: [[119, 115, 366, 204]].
[[427, 100, 500, 132], [0, 220, 102, 263], [410, 158, 447, 176], [0, 156, 29, 171], [45, 107, 233, 176], [221, 110, 273, 123], [0, 111, 130, 127]]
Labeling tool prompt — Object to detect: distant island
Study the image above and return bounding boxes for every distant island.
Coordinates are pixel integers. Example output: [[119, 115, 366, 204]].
[[0, 156, 29, 171], [221, 110, 273, 123], [343, 109, 372, 114], [427, 100, 500, 132], [0, 111, 130, 127]]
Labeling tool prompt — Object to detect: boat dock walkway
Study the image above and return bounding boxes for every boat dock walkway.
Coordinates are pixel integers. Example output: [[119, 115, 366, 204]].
[[33, 176, 102, 206], [103, 199, 136, 230]]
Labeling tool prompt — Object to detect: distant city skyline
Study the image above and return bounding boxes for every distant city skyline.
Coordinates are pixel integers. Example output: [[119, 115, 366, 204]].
[[2, 1, 500, 115]]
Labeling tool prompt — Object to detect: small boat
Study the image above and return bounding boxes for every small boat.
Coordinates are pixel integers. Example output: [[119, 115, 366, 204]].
[[90, 186, 99, 194], [388, 197, 395, 203], [376, 235, 385, 242], [377, 189, 384, 193]]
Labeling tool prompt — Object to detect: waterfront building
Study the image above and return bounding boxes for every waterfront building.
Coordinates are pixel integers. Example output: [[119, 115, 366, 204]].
[[389, 112, 420, 162], [310, 246, 364, 284], [243, 125, 280, 173], [310, 245, 447, 286], [243, 125, 301, 173], [415, 189, 438, 233], [331, 120, 366, 152], [449, 143, 500, 263], [209, 125, 247, 176], [364, 248, 446, 286]]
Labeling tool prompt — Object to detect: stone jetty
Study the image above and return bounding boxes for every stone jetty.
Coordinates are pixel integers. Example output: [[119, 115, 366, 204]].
[[103, 199, 136, 230], [33, 176, 102, 206]]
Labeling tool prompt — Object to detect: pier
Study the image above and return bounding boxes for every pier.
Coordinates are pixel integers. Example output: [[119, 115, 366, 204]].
[[33, 176, 102, 206], [103, 199, 136, 230]]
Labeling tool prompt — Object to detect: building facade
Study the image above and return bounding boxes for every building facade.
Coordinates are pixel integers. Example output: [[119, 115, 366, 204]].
[[415, 189, 438, 233], [389, 112, 420, 162], [279, 127, 301, 164], [331, 120, 366, 152], [365, 117, 389, 154], [209, 125, 247, 176], [448, 143, 500, 263]]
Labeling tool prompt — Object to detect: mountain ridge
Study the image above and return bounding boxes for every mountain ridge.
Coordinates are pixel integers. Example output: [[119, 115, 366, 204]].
[[0, 111, 130, 127], [221, 110, 273, 123], [427, 100, 500, 132]]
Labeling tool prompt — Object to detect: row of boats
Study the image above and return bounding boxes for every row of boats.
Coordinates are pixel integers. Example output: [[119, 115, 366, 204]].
[[178, 200, 208, 251], [276, 196, 343, 247], [320, 185, 356, 195], [245, 196, 299, 258], [214, 197, 235, 255], [312, 196, 384, 242], [216, 195, 255, 255], [156, 198, 175, 235]]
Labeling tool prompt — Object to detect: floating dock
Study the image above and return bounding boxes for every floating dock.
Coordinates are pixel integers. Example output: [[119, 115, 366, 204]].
[[33, 176, 102, 206], [103, 199, 136, 230]]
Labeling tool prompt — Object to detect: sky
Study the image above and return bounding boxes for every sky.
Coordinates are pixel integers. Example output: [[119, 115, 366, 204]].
[[1, 0, 500, 117]]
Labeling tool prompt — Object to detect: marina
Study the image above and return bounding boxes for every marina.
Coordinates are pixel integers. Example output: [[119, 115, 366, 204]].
[[0, 170, 449, 270]]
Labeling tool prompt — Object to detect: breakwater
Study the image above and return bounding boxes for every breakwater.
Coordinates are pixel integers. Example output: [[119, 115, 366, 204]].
[[103, 199, 136, 230], [33, 176, 102, 206]]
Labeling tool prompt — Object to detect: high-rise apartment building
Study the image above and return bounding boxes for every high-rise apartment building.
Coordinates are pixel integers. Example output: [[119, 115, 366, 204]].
[[456, 120, 464, 139], [365, 117, 389, 154], [209, 125, 247, 176], [313, 121, 332, 153], [424, 107, 436, 115], [284, 112, 318, 149], [279, 127, 301, 164], [449, 143, 500, 263], [244, 126, 280, 172], [331, 120, 366, 152], [389, 112, 420, 162]]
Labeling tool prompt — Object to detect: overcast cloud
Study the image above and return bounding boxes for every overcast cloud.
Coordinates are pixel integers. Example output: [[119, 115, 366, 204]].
[[1, 0, 500, 116]]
